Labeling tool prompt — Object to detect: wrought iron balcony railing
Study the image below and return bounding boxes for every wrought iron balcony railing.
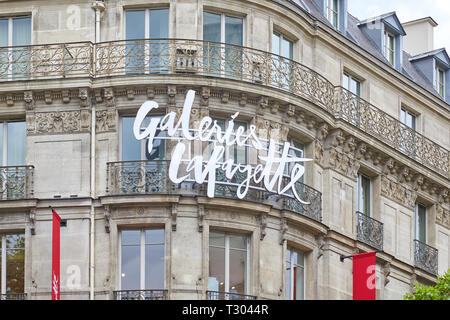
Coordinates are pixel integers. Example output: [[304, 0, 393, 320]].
[[106, 160, 322, 222], [0, 293, 27, 300], [355, 211, 383, 251], [113, 289, 168, 300], [0, 166, 34, 200], [413, 240, 438, 275], [206, 291, 257, 300], [1, 39, 448, 177]]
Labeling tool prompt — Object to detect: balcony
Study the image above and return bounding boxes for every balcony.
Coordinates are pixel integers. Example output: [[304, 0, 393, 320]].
[[0, 166, 34, 201], [0, 39, 448, 177], [206, 291, 257, 300], [0, 293, 27, 300], [113, 289, 168, 300], [413, 240, 438, 275], [106, 160, 322, 222], [355, 211, 384, 251]]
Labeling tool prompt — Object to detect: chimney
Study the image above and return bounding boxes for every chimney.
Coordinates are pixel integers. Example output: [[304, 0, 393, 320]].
[[402, 17, 438, 56]]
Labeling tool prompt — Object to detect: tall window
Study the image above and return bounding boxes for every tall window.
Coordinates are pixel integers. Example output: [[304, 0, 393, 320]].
[[120, 229, 165, 291], [203, 12, 243, 77], [384, 31, 395, 66], [125, 9, 169, 73], [343, 73, 361, 97], [343, 73, 362, 125], [0, 121, 26, 166], [208, 232, 249, 297], [436, 67, 445, 97], [400, 108, 416, 131], [415, 204, 427, 244], [357, 174, 371, 216], [210, 118, 247, 165], [1, 233, 25, 295], [0, 16, 31, 78], [272, 32, 294, 89], [287, 138, 305, 182], [286, 248, 305, 300], [121, 116, 165, 161], [327, 0, 339, 29]]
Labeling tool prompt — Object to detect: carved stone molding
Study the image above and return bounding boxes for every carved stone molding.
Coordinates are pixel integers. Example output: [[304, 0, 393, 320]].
[[323, 148, 359, 179], [257, 96, 268, 115], [221, 91, 230, 104], [104, 88, 115, 108], [168, 85, 176, 107], [316, 235, 326, 260], [200, 87, 210, 107], [381, 175, 416, 208], [79, 88, 90, 108], [62, 90, 71, 104], [24, 91, 34, 110], [171, 203, 178, 232], [239, 93, 247, 107], [383, 262, 391, 286], [279, 214, 288, 245], [29, 110, 87, 135], [96, 110, 116, 133], [436, 206, 450, 228]]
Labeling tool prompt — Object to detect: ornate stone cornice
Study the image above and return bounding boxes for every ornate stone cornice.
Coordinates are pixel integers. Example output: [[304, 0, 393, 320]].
[[381, 175, 417, 208], [28, 110, 89, 135], [96, 110, 116, 133], [436, 206, 450, 228]]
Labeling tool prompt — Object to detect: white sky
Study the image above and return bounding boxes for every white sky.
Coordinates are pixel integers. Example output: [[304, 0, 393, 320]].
[[348, 0, 450, 52]]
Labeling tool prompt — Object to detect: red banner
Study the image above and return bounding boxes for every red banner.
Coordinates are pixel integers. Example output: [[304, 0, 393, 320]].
[[353, 252, 376, 300], [52, 209, 61, 300]]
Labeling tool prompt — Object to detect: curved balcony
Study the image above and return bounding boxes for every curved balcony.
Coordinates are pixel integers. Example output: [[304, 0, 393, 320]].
[[1, 39, 448, 177], [106, 160, 323, 222], [113, 289, 167, 300]]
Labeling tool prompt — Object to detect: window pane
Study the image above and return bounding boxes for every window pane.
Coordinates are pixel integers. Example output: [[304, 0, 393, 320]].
[[126, 10, 145, 40], [0, 19, 7, 46], [0, 122, 3, 166], [361, 175, 371, 216], [209, 246, 225, 292], [149, 9, 169, 38], [286, 249, 291, 299], [209, 232, 225, 248], [203, 12, 221, 43], [229, 249, 246, 294], [6, 234, 25, 293], [418, 205, 427, 243], [225, 16, 243, 46], [272, 33, 280, 56], [350, 78, 360, 96], [121, 230, 140, 246], [229, 234, 246, 250], [145, 244, 164, 289], [343, 74, 349, 90], [122, 117, 141, 161], [12, 17, 31, 46], [145, 229, 164, 245], [121, 244, 140, 290], [145, 116, 165, 161], [294, 265, 304, 300], [0, 236, 2, 291], [401, 109, 406, 124], [7, 121, 26, 166], [281, 38, 293, 60]]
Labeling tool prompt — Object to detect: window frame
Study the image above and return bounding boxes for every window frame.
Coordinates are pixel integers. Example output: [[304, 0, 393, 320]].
[[400, 108, 417, 131], [356, 173, 372, 216], [415, 203, 427, 244], [123, 8, 170, 40], [384, 31, 396, 66], [208, 231, 250, 295], [326, 0, 339, 29], [272, 31, 294, 60], [0, 120, 27, 167], [0, 232, 25, 295], [118, 228, 165, 291], [342, 72, 361, 97], [436, 67, 445, 97], [285, 247, 305, 300], [203, 11, 245, 45]]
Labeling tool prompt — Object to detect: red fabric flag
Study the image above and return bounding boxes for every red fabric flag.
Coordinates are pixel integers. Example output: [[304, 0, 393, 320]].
[[52, 209, 61, 300], [353, 252, 376, 300]]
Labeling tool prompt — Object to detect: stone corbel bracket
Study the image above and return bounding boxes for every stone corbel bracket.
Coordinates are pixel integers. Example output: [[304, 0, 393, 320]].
[[198, 205, 205, 232], [383, 262, 391, 286], [104, 205, 111, 233], [259, 212, 267, 241], [29, 209, 36, 235], [279, 214, 288, 245], [171, 203, 178, 232]]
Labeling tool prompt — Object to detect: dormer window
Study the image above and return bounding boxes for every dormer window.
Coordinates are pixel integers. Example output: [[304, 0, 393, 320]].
[[436, 67, 445, 97], [384, 31, 395, 66], [327, 0, 339, 29]]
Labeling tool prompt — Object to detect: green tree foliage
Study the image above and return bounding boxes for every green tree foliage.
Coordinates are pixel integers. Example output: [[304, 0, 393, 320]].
[[404, 270, 450, 300]]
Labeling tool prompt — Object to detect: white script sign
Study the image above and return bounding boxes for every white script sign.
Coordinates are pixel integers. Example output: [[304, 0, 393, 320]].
[[133, 90, 312, 204]]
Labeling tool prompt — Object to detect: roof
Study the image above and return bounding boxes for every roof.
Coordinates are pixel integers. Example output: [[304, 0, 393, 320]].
[[272, 0, 447, 104], [410, 48, 450, 69], [402, 17, 438, 27]]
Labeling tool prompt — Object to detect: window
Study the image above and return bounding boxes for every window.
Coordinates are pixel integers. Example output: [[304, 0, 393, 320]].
[[327, 0, 339, 29], [384, 31, 395, 66], [121, 116, 165, 161], [203, 12, 243, 77], [210, 118, 247, 165], [0, 121, 26, 166], [343, 73, 361, 97], [0, 16, 31, 78], [119, 229, 165, 291], [357, 174, 371, 216], [436, 67, 445, 97], [286, 248, 305, 300], [1, 233, 25, 295], [272, 32, 294, 89], [125, 9, 169, 73], [208, 232, 249, 297], [400, 108, 416, 131], [415, 204, 427, 244], [286, 138, 305, 182]]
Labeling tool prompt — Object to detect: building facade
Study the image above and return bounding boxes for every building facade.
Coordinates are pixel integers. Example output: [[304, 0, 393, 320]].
[[0, 0, 449, 300]]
